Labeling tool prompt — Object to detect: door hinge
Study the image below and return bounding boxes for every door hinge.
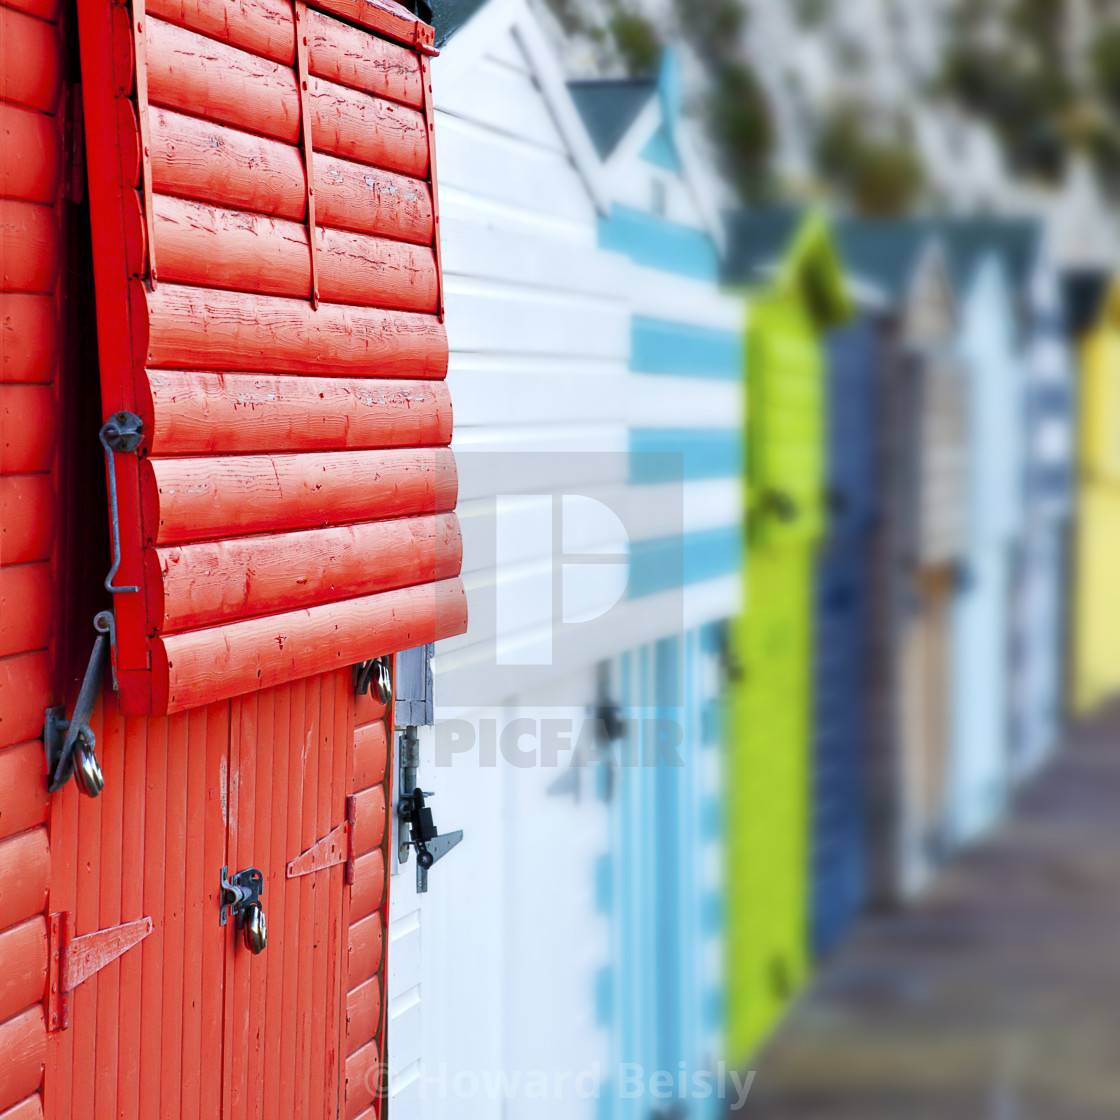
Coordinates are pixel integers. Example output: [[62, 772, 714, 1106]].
[[48, 912, 153, 1031], [287, 813, 352, 880]]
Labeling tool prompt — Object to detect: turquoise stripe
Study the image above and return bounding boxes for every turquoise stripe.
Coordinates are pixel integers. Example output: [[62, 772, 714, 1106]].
[[631, 317, 741, 379], [641, 124, 681, 171], [630, 428, 741, 482], [599, 204, 719, 280], [629, 526, 742, 598]]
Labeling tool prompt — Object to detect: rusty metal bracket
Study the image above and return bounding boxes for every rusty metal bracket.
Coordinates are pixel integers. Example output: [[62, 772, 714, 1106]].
[[131, 0, 157, 287], [48, 912, 153, 1031], [287, 819, 350, 878], [294, 0, 319, 308]]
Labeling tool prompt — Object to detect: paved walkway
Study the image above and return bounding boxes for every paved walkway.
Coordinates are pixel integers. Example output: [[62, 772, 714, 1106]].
[[743, 707, 1120, 1119]]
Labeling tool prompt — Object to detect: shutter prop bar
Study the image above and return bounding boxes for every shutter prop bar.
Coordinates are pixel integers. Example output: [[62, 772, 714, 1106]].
[[99, 411, 144, 594], [43, 612, 116, 798], [294, 0, 319, 309]]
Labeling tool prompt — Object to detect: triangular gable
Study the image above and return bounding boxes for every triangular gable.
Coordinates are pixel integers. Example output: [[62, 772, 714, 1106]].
[[903, 239, 957, 345], [593, 51, 728, 253], [432, 0, 609, 212], [773, 211, 851, 331]]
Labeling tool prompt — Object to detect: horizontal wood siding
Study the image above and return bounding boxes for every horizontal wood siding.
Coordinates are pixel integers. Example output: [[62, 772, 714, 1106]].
[[343, 675, 391, 1119], [0, 0, 67, 1111], [77, 0, 463, 713]]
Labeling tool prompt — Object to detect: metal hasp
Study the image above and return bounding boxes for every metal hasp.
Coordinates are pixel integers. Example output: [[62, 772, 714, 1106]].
[[353, 656, 391, 704], [99, 410, 144, 593], [43, 611, 116, 797], [219, 866, 267, 954], [397, 727, 462, 893]]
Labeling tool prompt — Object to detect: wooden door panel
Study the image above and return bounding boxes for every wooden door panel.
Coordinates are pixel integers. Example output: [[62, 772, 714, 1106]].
[[45, 697, 230, 1120], [224, 670, 351, 1120]]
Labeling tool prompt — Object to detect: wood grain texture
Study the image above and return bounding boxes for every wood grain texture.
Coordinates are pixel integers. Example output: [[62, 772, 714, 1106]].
[[145, 284, 447, 378], [306, 8, 421, 106], [154, 577, 466, 712], [149, 109, 434, 243], [351, 722, 387, 792], [146, 18, 428, 177], [0, 7, 61, 114], [0, 563, 51, 658], [0, 1094, 43, 1120], [0, 828, 48, 936], [144, 0, 423, 106], [152, 195, 438, 311], [349, 787, 385, 858], [0, 742, 47, 842], [151, 512, 462, 632], [342, 1038, 380, 1120], [0, 201, 59, 295], [142, 371, 451, 456], [0, 918, 47, 1024], [0, 296, 57, 383], [347, 849, 384, 924], [142, 446, 457, 545], [311, 0, 432, 53], [352, 689, 386, 727], [0, 476, 54, 566], [0, 1007, 46, 1114], [346, 912, 383, 989], [344, 976, 380, 1054], [0, 387, 56, 473], [0, 653, 52, 746], [0, 104, 61, 205]]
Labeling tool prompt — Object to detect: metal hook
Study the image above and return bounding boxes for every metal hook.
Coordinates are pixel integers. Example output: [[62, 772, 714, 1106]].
[[98, 412, 144, 594]]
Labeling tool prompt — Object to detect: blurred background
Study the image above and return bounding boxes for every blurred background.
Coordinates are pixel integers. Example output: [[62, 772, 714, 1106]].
[[387, 0, 1120, 1116]]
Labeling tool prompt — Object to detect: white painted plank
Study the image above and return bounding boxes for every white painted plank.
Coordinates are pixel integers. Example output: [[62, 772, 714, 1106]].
[[435, 56, 567, 155], [440, 215, 629, 298], [433, 574, 741, 705], [448, 365, 628, 429], [435, 112, 595, 224], [629, 263, 745, 331], [444, 278, 629, 360], [625, 374, 744, 429], [453, 478, 742, 577]]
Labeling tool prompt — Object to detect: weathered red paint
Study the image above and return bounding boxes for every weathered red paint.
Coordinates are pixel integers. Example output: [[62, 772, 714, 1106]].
[[77, 0, 461, 713]]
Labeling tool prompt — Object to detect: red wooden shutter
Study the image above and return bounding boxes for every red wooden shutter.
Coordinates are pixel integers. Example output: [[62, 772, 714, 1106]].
[[76, 0, 466, 715]]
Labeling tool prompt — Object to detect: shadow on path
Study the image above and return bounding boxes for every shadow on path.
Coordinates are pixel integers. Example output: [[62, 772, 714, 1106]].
[[737, 705, 1120, 1119]]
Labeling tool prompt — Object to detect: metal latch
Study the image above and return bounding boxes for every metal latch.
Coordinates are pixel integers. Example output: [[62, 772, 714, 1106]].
[[43, 611, 116, 798], [397, 726, 462, 893], [219, 866, 267, 954], [353, 656, 391, 704], [99, 410, 144, 594]]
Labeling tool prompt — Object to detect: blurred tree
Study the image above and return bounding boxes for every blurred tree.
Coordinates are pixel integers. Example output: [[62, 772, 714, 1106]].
[[609, 7, 661, 74], [708, 59, 775, 201], [941, 35, 1072, 182], [1091, 25, 1120, 113], [671, 0, 745, 64], [815, 107, 923, 215]]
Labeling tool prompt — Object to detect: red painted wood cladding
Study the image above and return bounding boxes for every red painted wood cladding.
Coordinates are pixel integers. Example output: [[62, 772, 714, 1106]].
[[0, 0, 64, 1108], [149, 109, 435, 244], [141, 372, 452, 455], [151, 512, 463, 632], [343, 657, 395, 1118], [77, 0, 464, 713]]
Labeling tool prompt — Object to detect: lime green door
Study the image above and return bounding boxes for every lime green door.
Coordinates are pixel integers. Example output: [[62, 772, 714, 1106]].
[[725, 215, 848, 1063]]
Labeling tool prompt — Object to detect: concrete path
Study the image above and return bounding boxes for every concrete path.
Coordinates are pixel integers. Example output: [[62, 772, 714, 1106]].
[[741, 707, 1120, 1119]]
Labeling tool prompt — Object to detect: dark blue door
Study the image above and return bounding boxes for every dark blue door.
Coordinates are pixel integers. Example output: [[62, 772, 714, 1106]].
[[812, 317, 878, 956]]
